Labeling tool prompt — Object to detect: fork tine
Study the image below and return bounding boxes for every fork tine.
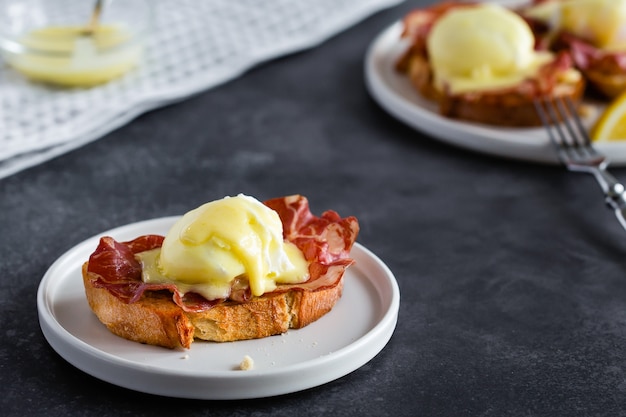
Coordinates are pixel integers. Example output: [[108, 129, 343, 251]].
[[535, 95, 606, 168], [562, 97, 601, 158], [533, 98, 553, 128], [554, 97, 578, 144], [554, 97, 601, 160], [553, 96, 589, 162], [562, 97, 586, 144], [534, 97, 571, 161]]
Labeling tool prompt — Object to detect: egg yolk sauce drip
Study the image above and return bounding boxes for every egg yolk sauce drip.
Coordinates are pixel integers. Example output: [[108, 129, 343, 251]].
[[137, 194, 309, 301], [525, 0, 626, 52], [426, 3, 556, 94]]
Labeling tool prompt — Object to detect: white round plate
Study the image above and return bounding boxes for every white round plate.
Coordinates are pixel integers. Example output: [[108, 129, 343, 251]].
[[37, 217, 400, 400], [364, 20, 626, 165]]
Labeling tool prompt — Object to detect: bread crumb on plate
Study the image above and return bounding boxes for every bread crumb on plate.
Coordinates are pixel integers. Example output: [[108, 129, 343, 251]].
[[239, 355, 254, 371]]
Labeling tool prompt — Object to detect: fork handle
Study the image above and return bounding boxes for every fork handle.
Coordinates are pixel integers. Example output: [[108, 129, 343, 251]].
[[588, 166, 626, 230], [606, 185, 626, 231]]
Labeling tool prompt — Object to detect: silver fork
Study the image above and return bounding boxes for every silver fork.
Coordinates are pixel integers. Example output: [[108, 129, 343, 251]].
[[534, 96, 626, 231]]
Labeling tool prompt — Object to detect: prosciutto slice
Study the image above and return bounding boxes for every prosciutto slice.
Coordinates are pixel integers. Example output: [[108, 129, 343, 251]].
[[567, 37, 626, 75], [86, 195, 359, 312], [264, 194, 359, 265]]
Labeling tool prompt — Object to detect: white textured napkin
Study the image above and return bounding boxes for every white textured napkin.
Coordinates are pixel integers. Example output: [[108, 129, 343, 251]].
[[0, 0, 402, 179]]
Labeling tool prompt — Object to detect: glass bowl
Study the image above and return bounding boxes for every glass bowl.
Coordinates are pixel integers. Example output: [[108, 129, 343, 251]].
[[0, 0, 151, 87]]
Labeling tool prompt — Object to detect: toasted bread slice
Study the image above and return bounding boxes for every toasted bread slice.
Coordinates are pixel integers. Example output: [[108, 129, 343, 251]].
[[82, 263, 343, 349], [583, 69, 626, 99], [398, 52, 586, 126]]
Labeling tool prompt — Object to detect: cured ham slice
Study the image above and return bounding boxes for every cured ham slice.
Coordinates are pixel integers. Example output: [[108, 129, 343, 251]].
[[86, 195, 359, 313], [264, 194, 359, 264], [568, 38, 626, 75]]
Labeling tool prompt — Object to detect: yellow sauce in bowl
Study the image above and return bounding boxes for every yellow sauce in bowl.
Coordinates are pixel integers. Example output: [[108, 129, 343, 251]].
[[4, 24, 142, 87]]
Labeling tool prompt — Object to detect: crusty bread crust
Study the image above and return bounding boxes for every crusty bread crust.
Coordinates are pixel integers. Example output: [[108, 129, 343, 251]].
[[82, 262, 343, 349], [584, 69, 626, 99], [398, 52, 586, 126]]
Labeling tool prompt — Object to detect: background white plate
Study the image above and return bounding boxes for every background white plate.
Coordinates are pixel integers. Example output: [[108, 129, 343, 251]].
[[37, 217, 400, 400], [364, 21, 626, 166]]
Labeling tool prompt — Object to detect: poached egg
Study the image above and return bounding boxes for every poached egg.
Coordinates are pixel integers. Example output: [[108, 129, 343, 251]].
[[427, 3, 553, 94], [137, 194, 309, 301]]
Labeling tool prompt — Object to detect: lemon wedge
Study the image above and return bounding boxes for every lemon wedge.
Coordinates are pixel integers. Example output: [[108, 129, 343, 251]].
[[591, 91, 626, 142]]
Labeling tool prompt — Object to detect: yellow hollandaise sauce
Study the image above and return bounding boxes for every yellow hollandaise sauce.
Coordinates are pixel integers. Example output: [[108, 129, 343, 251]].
[[136, 195, 310, 301], [5, 25, 142, 87], [427, 3, 555, 94]]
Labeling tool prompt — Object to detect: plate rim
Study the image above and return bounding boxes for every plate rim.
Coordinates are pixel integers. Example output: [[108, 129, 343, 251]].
[[364, 18, 626, 165], [36, 216, 400, 399]]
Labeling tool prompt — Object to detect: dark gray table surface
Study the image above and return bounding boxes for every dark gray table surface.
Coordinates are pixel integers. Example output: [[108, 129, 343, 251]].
[[3, 1, 626, 416]]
